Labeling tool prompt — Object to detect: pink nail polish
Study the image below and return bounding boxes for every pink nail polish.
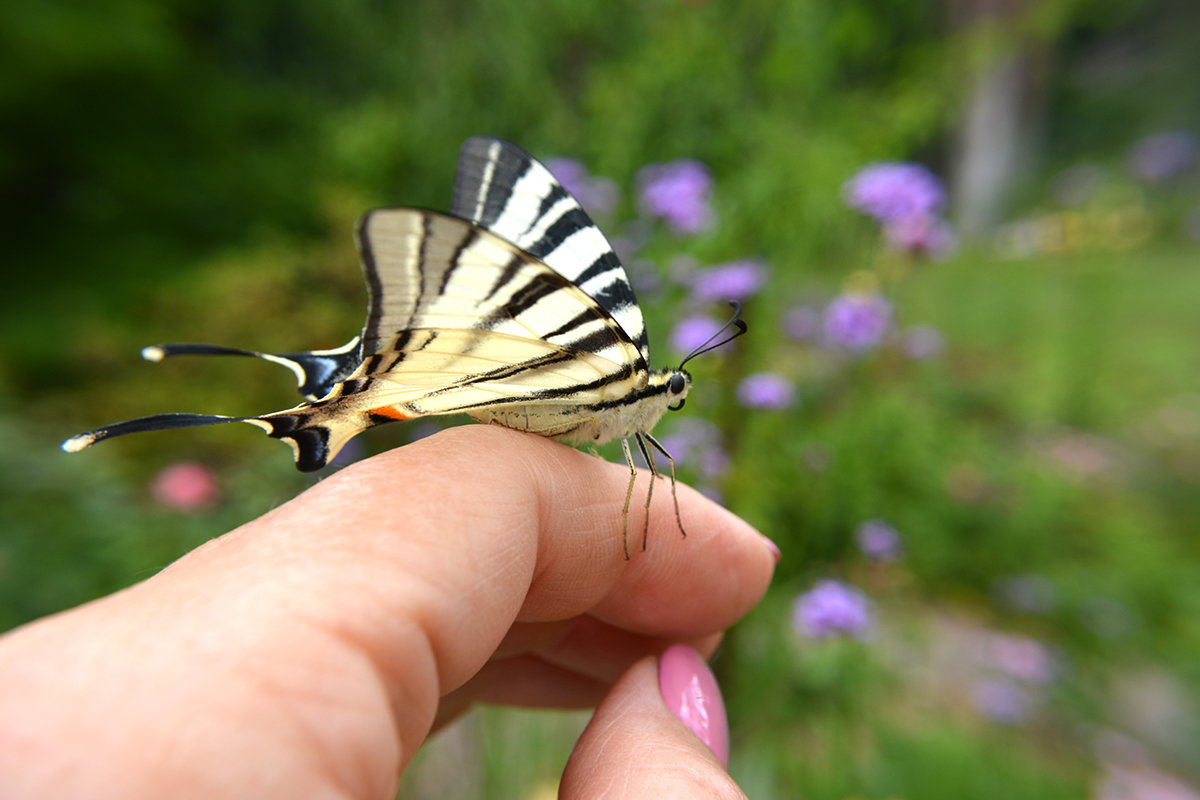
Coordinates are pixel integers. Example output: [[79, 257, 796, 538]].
[[764, 536, 781, 563], [658, 644, 730, 768]]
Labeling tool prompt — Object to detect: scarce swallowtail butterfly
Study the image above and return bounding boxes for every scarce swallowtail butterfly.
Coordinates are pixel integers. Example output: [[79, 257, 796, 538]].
[[62, 136, 746, 557]]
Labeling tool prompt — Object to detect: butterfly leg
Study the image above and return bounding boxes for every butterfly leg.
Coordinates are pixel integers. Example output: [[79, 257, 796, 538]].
[[644, 432, 686, 540], [618, 438, 638, 560], [633, 434, 658, 552]]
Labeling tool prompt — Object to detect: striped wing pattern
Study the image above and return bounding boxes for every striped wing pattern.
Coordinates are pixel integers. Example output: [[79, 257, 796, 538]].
[[452, 137, 650, 361], [251, 210, 647, 469], [63, 139, 662, 473]]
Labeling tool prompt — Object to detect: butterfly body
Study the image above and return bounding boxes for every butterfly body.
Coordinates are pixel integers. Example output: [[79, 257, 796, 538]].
[[468, 367, 691, 446]]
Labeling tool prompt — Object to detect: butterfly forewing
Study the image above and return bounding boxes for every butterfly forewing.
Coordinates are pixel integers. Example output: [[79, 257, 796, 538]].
[[356, 210, 644, 380], [452, 137, 650, 362]]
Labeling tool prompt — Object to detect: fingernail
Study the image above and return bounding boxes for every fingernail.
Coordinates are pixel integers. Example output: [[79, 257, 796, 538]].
[[658, 644, 730, 768], [763, 536, 781, 563]]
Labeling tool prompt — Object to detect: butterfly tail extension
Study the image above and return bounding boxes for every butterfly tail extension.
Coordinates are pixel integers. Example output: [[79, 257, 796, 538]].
[[61, 412, 247, 453], [142, 338, 361, 401], [60, 402, 382, 474], [242, 404, 372, 472]]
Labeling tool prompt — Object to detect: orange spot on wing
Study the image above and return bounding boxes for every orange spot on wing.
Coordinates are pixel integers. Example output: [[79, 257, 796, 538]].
[[370, 407, 411, 421]]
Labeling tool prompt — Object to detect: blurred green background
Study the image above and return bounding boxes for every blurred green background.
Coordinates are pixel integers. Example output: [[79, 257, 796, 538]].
[[3, 0, 1199, 797]]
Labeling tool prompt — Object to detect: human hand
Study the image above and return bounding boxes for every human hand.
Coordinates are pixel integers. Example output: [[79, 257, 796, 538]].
[[0, 426, 777, 798]]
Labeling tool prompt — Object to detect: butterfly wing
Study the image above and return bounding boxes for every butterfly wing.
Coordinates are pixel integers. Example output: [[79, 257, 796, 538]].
[[122, 137, 644, 402], [451, 136, 651, 362], [252, 209, 647, 468], [65, 209, 649, 471]]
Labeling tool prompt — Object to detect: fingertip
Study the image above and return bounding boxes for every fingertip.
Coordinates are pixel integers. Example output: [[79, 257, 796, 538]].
[[658, 644, 729, 768], [561, 652, 745, 799]]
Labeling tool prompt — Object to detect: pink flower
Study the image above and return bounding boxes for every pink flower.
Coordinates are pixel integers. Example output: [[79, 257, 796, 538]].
[[883, 213, 957, 258], [151, 462, 220, 511]]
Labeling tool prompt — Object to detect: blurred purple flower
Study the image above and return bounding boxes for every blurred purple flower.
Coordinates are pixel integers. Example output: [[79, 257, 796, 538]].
[[971, 678, 1032, 725], [637, 159, 716, 234], [844, 162, 945, 223], [823, 293, 892, 351], [657, 419, 730, 481], [903, 325, 945, 359], [1128, 130, 1197, 183], [151, 462, 220, 512], [691, 259, 767, 302], [670, 314, 723, 355], [884, 213, 956, 258], [855, 519, 902, 561], [736, 372, 796, 410], [697, 447, 731, 479], [792, 579, 873, 639], [783, 305, 821, 342], [986, 633, 1056, 685], [545, 157, 619, 215], [1096, 763, 1200, 800]]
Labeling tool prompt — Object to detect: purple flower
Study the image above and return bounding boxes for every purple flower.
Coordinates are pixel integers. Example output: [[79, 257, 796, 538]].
[[546, 157, 619, 215], [986, 633, 1056, 685], [637, 159, 716, 234], [823, 293, 892, 351], [782, 305, 821, 342], [736, 372, 796, 410], [670, 314, 724, 355], [792, 579, 872, 639], [971, 678, 1032, 725], [883, 213, 956, 258], [855, 519, 902, 561], [902, 325, 945, 359], [844, 162, 945, 223], [691, 259, 767, 302], [657, 419, 730, 480], [1128, 130, 1197, 183]]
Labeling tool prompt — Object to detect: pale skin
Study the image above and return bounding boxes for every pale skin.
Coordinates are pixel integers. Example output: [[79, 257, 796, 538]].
[[0, 425, 776, 798]]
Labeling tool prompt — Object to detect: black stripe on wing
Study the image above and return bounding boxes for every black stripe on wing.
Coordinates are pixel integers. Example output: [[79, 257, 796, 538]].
[[450, 136, 650, 361]]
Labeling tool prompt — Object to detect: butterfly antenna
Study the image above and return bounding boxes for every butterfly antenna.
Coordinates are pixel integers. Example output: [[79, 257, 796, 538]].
[[679, 301, 748, 368]]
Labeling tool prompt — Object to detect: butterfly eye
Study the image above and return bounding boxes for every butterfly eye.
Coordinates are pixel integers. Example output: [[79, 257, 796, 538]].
[[668, 373, 687, 395]]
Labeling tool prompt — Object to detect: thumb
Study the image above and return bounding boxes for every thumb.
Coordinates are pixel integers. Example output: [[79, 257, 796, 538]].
[[560, 645, 746, 799]]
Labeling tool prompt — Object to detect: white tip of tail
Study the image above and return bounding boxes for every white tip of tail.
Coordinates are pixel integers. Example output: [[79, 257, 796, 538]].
[[141, 346, 166, 362], [61, 432, 97, 453]]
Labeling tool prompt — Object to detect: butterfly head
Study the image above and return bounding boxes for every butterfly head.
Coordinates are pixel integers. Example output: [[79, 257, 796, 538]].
[[666, 370, 690, 411]]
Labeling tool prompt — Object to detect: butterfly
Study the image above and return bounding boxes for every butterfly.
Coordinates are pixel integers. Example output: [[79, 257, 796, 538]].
[[62, 136, 746, 557]]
